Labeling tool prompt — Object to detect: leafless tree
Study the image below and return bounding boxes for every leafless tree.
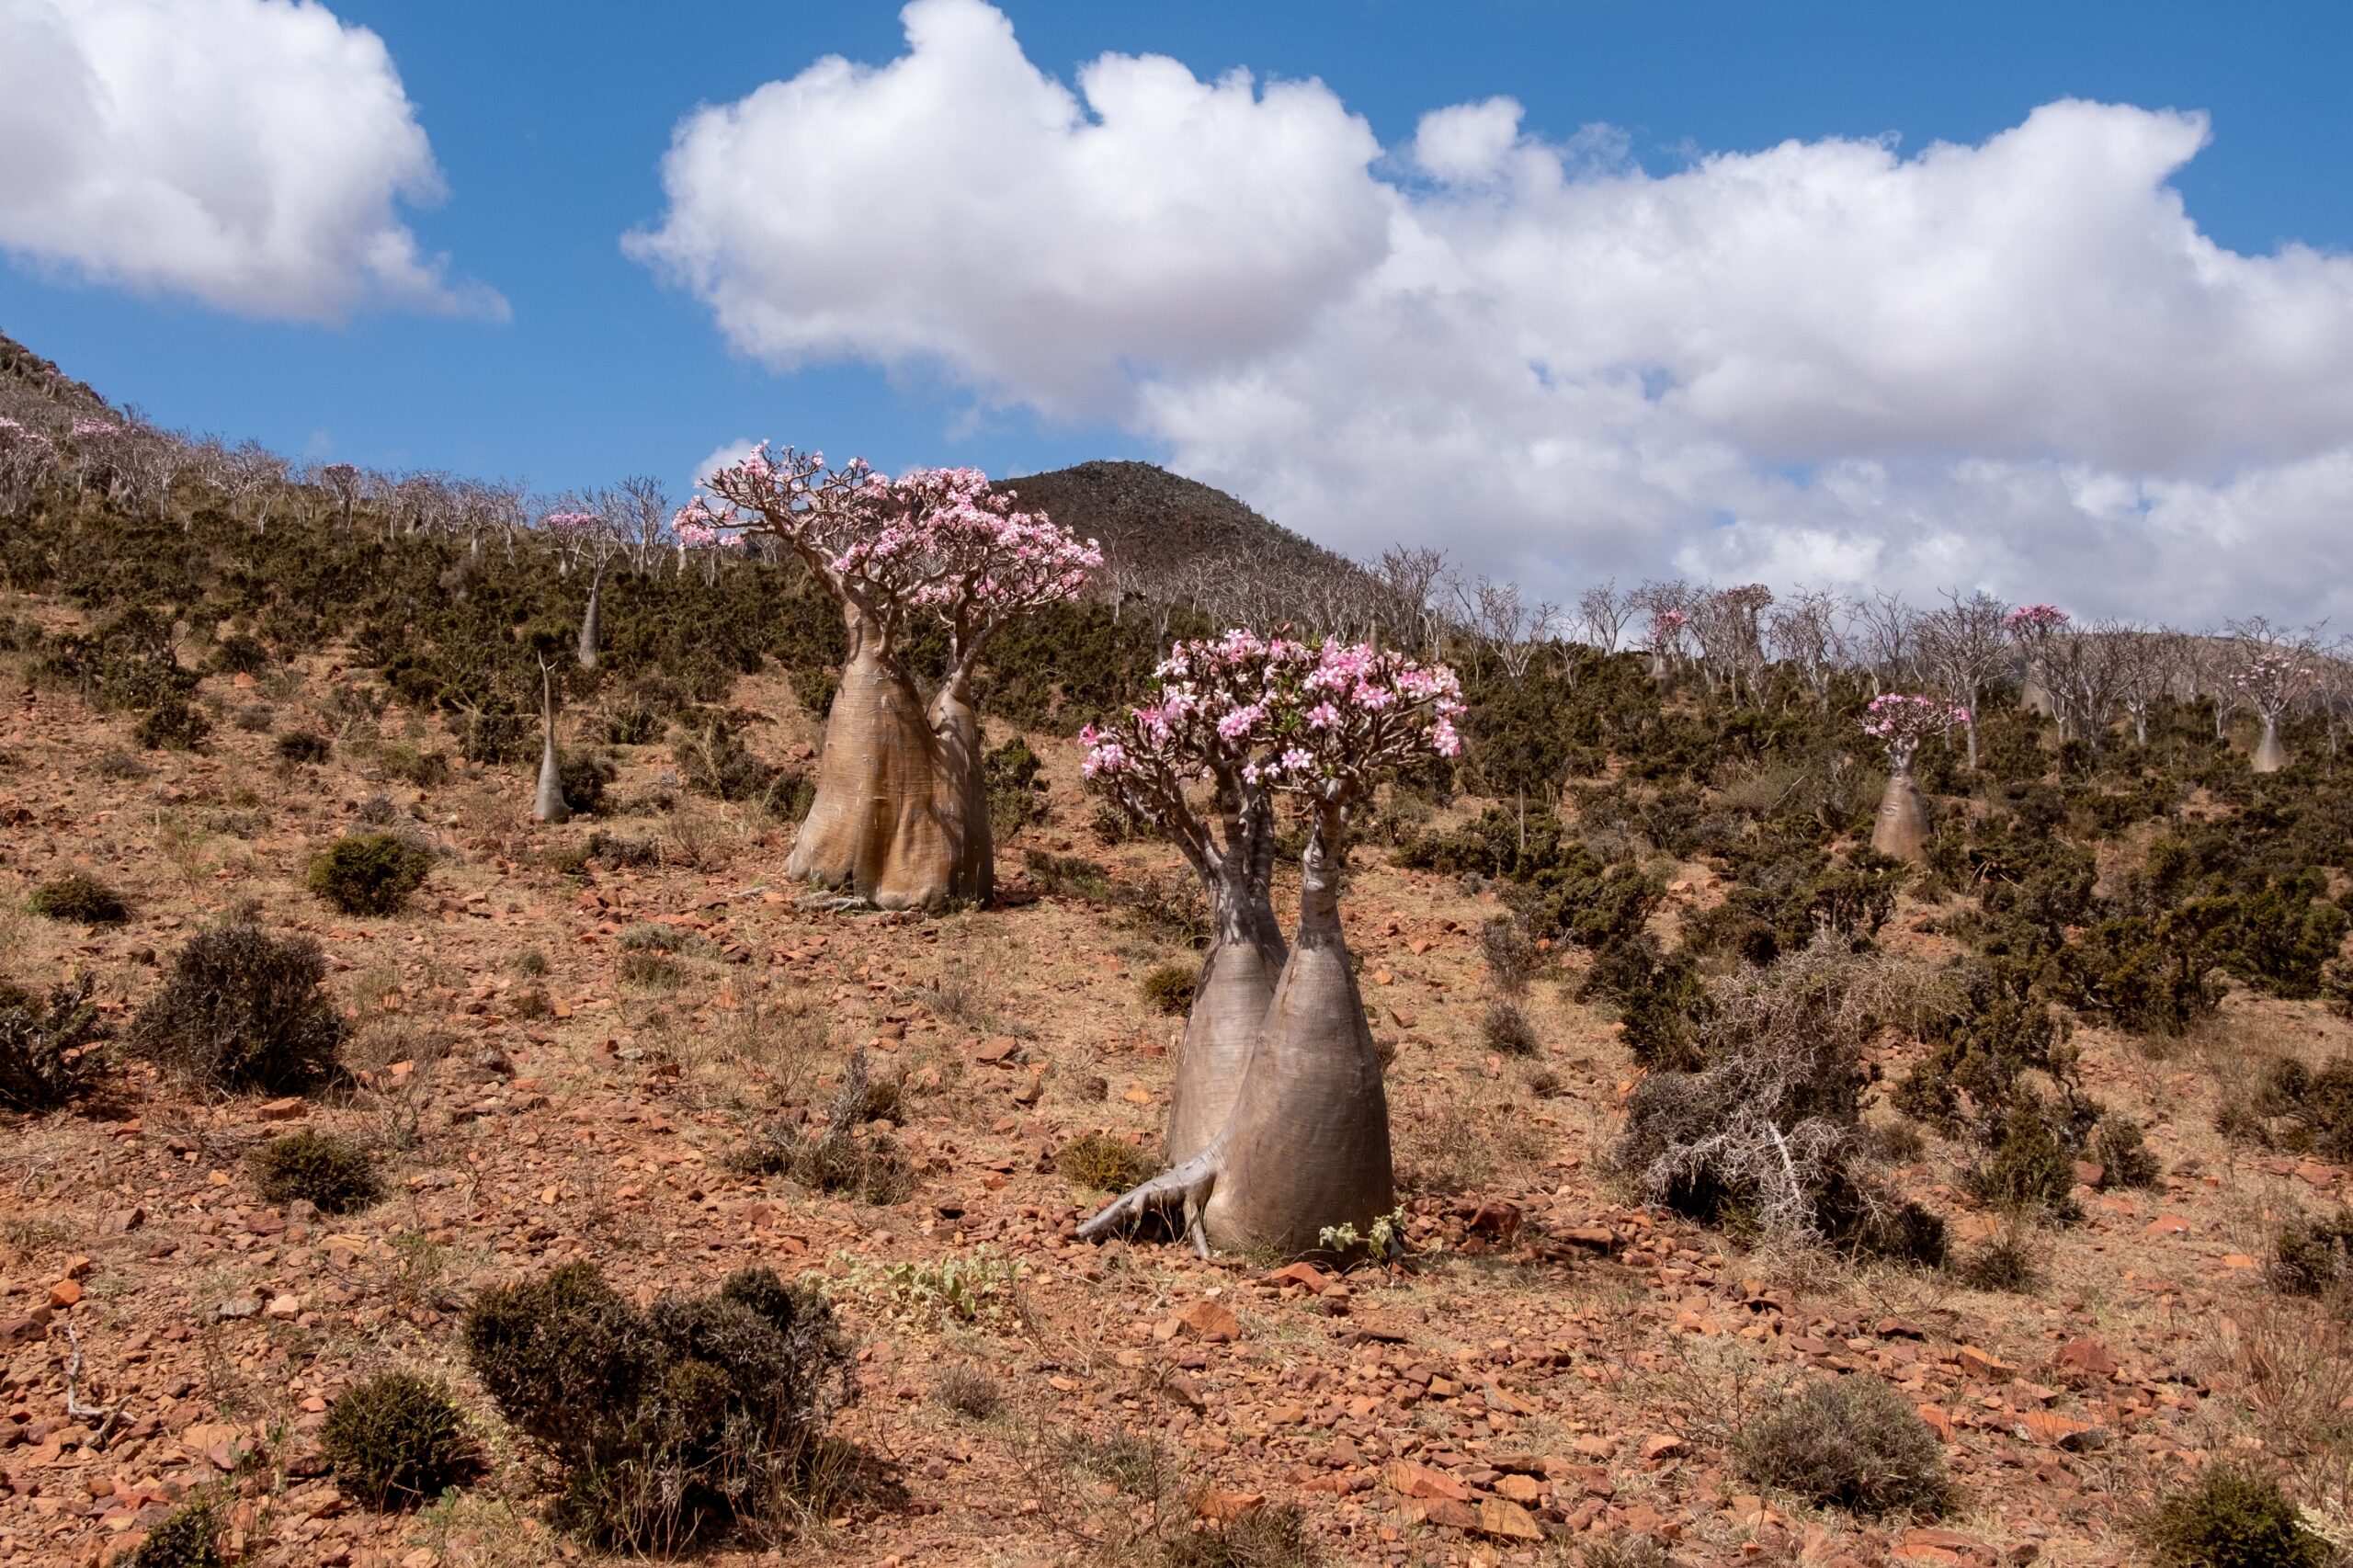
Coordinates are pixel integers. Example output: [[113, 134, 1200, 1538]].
[[1915, 589, 2011, 767], [1454, 575, 1554, 688], [1851, 589, 1916, 697], [1370, 546, 1447, 655], [2109, 625, 2185, 748], [1575, 577, 1635, 653], [218, 441, 288, 535], [1767, 586, 1850, 705], [612, 475, 675, 575]]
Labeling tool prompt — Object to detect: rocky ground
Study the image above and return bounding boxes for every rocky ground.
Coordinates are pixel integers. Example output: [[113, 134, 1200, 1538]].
[[0, 638, 2347, 1568]]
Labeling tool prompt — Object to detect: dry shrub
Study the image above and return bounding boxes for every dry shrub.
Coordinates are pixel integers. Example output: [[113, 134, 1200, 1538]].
[[1397, 1089, 1549, 1196], [733, 1050, 913, 1204], [1057, 1132, 1158, 1193], [1480, 999, 1539, 1057], [1159, 1503, 1318, 1568], [2140, 1467, 2335, 1568], [307, 832, 431, 916], [123, 1491, 224, 1567], [2270, 1210, 2353, 1299], [130, 926, 344, 1094], [323, 1371, 479, 1508], [463, 1262, 854, 1552], [1477, 915, 1544, 998], [1734, 1373, 1949, 1517], [252, 1130, 381, 1214], [0, 977, 108, 1112], [932, 1364, 1002, 1421], [1615, 936, 1946, 1263]]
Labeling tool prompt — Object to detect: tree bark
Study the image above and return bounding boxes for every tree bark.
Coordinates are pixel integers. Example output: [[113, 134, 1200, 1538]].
[[576, 567, 603, 671], [1082, 805, 1393, 1259], [1164, 878, 1287, 1166], [1870, 765, 1928, 863], [532, 665, 571, 824], [784, 607, 989, 909], [2253, 715, 2288, 774]]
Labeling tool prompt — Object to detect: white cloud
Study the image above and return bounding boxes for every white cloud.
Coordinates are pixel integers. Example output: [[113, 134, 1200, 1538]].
[[0, 0, 502, 322], [632, 0, 2353, 623]]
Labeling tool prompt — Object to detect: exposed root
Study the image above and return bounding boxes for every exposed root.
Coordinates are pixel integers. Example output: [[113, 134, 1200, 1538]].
[[61, 1324, 119, 1449], [1077, 1148, 1222, 1258], [794, 892, 874, 914]]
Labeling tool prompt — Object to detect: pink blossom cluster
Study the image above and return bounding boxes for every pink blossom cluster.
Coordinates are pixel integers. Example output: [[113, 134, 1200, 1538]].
[[68, 418, 119, 440], [1861, 693, 1969, 767], [2005, 604, 2069, 633], [699, 445, 1097, 636], [2233, 651, 2316, 717], [670, 500, 746, 551], [1646, 608, 1687, 645], [541, 509, 599, 539], [1082, 632, 1462, 809]]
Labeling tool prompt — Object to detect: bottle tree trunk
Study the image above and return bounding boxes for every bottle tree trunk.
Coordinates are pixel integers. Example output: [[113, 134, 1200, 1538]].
[[1870, 763, 1928, 863], [532, 665, 571, 824], [784, 607, 986, 909], [2253, 714, 2289, 774], [1083, 805, 1394, 1260], [1164, 873, 1287, 1166], [576, 567, 604, 671], [926, 675, 995, 905]]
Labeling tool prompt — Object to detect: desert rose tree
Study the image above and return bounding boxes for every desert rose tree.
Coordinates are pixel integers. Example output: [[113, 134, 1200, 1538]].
[[1080, 638, 1463, 1257], [2235, 648, 2314, 773], [1078, 632, 1302, 1164], [691, 448, 1098, 908], [1861, 694, 1966, 862]]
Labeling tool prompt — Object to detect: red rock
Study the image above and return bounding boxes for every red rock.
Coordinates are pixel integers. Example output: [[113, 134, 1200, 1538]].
[[1915, 1403, 1955, 1442], [1425, 1497, 1544, 1541], [47, 1278, 82, 1309], [1385, 1460, 1473, 1502], [1495, 1472, 1549, 1506], [1465, 1201, 1522, 1238], [1956, 1346, 2015, 1381], [1262, 1262, 1335, 1295], [1639, 1433, 1683, 1460], [2053, 1336, 2118, 1379], [2144, 1214, 2191, 1237], [257, 1096, 307, 1120], [1194, 1487, 1263, 1521], [1174, 1298, 1241, 1343]]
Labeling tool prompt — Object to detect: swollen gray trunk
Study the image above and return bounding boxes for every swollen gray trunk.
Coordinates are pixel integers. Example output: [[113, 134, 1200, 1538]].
[[576, 570, 603, 671], [1081, 810, 1393, 1260], [1870, 767, 1927, 863], [2253, 716, 2288, 774], [783, 608, 989, 909], [1164, 890, 1286, 1166], [532, 667, 571, 824]]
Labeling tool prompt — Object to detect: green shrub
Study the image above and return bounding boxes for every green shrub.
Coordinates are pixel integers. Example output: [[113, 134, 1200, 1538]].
[[463, 1261, 855, 1551], [557, 748, 617, 816], [2141, 1467, 2333, 1568], [307, 832, 431, 916], [1057, 1132, 1157, 1193], [1026, 848, 1113, 900], [983, 733, 1049, 843], [323, 1371, 478, 1508], [2269, 1210, 2353, 1298], [124, 1492, 224, 1567], [2091, 1113, 2162, 1189], [1734, 1374, 1949, 1517], [206, 633, 273, 676], [1967, 1101, 2082, 1218], [276, 730, 333, 765], [1140, 962, 1198, 1016], [790, 664, 837, 720], [133, 698, 211, 751], [29, 873, 129, 924], [1476, 915, 1544, 996], [252, 1130, 381, 1214], [616, 951, 680, 990], [1953, 1233, 2043, 1293], [1581, 934, 1707, 1071], [0, 978, 108, 1112], [377, 744, 451, 790], [129, 926, 343, 1093], [2245, 1058, 2353, 1164]]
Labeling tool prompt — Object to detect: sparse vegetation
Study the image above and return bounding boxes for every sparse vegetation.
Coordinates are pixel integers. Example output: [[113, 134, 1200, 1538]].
[[252, 1129, 381, 1214], [0, 977, 107, 1113], [2140, 1467, 2335, 1568], [733, 1049, 914, 1204], [307, 832, 432, 916], [1734, 1374, 1949, 1517], [1057, 1132, 1158, 1193], [323, 1371, 479, 1508], [129, 925, 344, 1093], [1141, 961, 1198, 1015], [29, 873, 128, 924], [462, 1261, 854, 1551]]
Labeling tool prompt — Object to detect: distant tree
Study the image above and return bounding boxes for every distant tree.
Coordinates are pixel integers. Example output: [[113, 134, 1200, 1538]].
[[1861, 694, 1967, 861], [1915, 589, 2010, 767], [696, 448, 1099, 907]]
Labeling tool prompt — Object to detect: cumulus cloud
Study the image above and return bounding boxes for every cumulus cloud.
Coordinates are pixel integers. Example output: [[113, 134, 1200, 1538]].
[[0, 0, 502, 321], [633, 0, 2353, 621]]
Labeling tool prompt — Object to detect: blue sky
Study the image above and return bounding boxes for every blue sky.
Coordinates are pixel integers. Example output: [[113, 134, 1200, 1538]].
[[4, 1, 2352, 619]]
